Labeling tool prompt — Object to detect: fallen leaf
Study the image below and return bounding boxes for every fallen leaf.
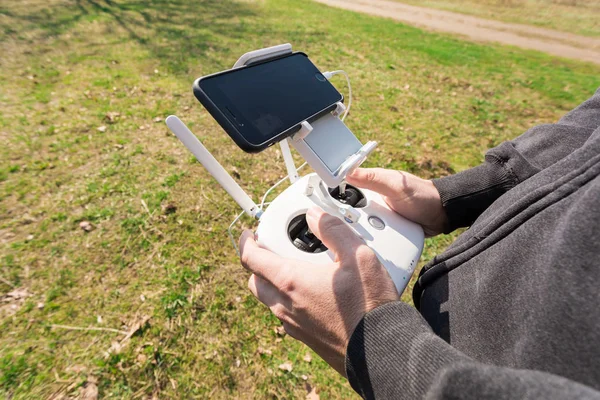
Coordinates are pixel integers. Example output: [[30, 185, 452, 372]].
[[79, 221, 94, 232], [153, 117, 162, 123], [303, 353, 312, 363], [104, 112, 120, 123], [257, 347, 272, 356], [96, 126, 106, 133], [80, 376, 98, 400], [122, 315, 150, 342], [109, 341, 123, 354], [305, 384, 319, 400], [275, 326, 286, 336], [4, 288, 30, 300], [301, 374, 308, 381], [278, 361, 293, 372], [235, 359, 241, 367]]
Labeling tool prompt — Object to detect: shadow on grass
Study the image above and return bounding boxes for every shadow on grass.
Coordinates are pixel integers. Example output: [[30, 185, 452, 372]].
[[1, 0, 258, 74]]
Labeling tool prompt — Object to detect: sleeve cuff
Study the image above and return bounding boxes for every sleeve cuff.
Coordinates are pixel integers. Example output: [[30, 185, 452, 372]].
[[345, 302, 468, 399], [432, 155, 516, 233]]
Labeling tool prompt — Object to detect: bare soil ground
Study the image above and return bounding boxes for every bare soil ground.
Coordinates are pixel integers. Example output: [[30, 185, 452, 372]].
[[314, 0, 600, 64]]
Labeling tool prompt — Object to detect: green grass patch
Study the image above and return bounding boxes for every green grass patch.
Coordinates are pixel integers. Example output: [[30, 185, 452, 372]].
[[0, 0, 598, 398]]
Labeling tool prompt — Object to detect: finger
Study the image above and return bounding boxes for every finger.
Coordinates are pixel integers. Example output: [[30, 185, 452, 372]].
[[248, 274, 289, 309], [239, 230, 286, 284], [346, 168, 404, 197], [306, 207, 364, 261]]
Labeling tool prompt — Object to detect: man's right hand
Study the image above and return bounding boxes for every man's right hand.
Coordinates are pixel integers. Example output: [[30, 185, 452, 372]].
[[346, 168, 448, 237]]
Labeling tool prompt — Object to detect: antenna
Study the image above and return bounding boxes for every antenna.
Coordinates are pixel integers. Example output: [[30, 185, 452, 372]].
[[165, 115, 263, 219]]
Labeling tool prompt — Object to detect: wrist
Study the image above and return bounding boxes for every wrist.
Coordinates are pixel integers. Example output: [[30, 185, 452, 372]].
[[420, 179, 448, 236]]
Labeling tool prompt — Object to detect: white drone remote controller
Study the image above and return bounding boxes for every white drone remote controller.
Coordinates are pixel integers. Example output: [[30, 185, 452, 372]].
[[255, 172, 424, 293], [165, 44, 424, 295], [165, 114, 424, 295]]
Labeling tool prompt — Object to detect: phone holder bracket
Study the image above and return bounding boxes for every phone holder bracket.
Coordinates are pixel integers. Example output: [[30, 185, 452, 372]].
[[233, 44, 377, 188]]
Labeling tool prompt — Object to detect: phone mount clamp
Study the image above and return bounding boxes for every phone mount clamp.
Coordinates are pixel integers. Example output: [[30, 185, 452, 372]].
[[231, 43, 377, 189], [165, 44, 424, 295]]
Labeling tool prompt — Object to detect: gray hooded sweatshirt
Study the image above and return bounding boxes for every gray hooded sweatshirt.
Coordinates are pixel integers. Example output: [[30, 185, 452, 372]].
[[346, 88, 600, 399]]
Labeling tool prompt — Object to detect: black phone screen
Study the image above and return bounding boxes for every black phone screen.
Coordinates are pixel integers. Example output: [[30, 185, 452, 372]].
[[198, 53, 343, 147]]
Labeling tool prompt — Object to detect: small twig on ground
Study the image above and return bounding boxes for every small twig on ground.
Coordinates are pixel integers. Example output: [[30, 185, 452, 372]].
[[0, 276, 16, 288], [51, 324, 129, 335], [121, 234, 132, 257], [140, 199, 152, 216]]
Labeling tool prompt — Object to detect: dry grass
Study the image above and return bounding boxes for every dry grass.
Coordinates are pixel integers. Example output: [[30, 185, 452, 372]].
[[0, 0, 599, 398]]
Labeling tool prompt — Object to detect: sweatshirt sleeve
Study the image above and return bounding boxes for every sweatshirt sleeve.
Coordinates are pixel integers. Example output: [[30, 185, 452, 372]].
[[433, 87, 600, 233], [345, 302, 600, 400]]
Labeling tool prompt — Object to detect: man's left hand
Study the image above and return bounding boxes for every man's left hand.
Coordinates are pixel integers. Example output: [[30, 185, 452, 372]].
[[239, 207, 399, 376]]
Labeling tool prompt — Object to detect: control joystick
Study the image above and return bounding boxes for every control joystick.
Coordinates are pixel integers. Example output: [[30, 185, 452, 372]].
[[288, 214, 328, 253], [329, 184, 366, 208]]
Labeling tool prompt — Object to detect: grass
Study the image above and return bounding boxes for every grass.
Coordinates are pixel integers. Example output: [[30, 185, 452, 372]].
[[0, 0, 599, 398], [393, 0, 600, 37]]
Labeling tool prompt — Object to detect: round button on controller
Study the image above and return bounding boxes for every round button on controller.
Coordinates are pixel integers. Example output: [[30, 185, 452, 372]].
[[368, 216, 385, 230]]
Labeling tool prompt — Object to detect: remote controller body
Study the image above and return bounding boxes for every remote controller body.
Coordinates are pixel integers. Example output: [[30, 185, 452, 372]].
[[256, 173, 424, 294]]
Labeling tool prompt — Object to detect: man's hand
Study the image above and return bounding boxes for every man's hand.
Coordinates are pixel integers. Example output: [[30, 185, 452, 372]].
[[347, 168, 447, 236], [239, 208, 398, 376]]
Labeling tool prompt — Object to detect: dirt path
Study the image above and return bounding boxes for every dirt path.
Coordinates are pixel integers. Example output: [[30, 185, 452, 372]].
[[314, 0, 600, 65]]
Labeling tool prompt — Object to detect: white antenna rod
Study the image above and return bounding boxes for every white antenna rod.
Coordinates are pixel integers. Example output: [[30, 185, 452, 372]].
[[165, 115, 262, 219]]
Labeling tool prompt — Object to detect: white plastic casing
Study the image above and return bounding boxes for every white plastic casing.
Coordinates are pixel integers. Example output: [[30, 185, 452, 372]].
[[290, 106, 377, 188], [255, 173, 424, 295]]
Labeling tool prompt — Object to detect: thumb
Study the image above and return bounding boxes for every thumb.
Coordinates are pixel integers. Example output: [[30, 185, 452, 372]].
[[305, 207, 363, 261], [346, 168, 404, 198]]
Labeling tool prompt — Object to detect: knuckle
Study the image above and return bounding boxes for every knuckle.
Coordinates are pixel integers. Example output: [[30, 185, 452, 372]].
[[278, 274, 296, 294], [282, 322, 299, 339], [365, 169, 378, 184], [270, 305, 288, 323]]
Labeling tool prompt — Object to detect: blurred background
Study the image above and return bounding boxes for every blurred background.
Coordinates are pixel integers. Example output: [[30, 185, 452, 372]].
[[1, 0, 598, 398]]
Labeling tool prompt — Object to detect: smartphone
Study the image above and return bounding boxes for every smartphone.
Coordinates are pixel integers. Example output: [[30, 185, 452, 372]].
[[193, 52, 343, 153]]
